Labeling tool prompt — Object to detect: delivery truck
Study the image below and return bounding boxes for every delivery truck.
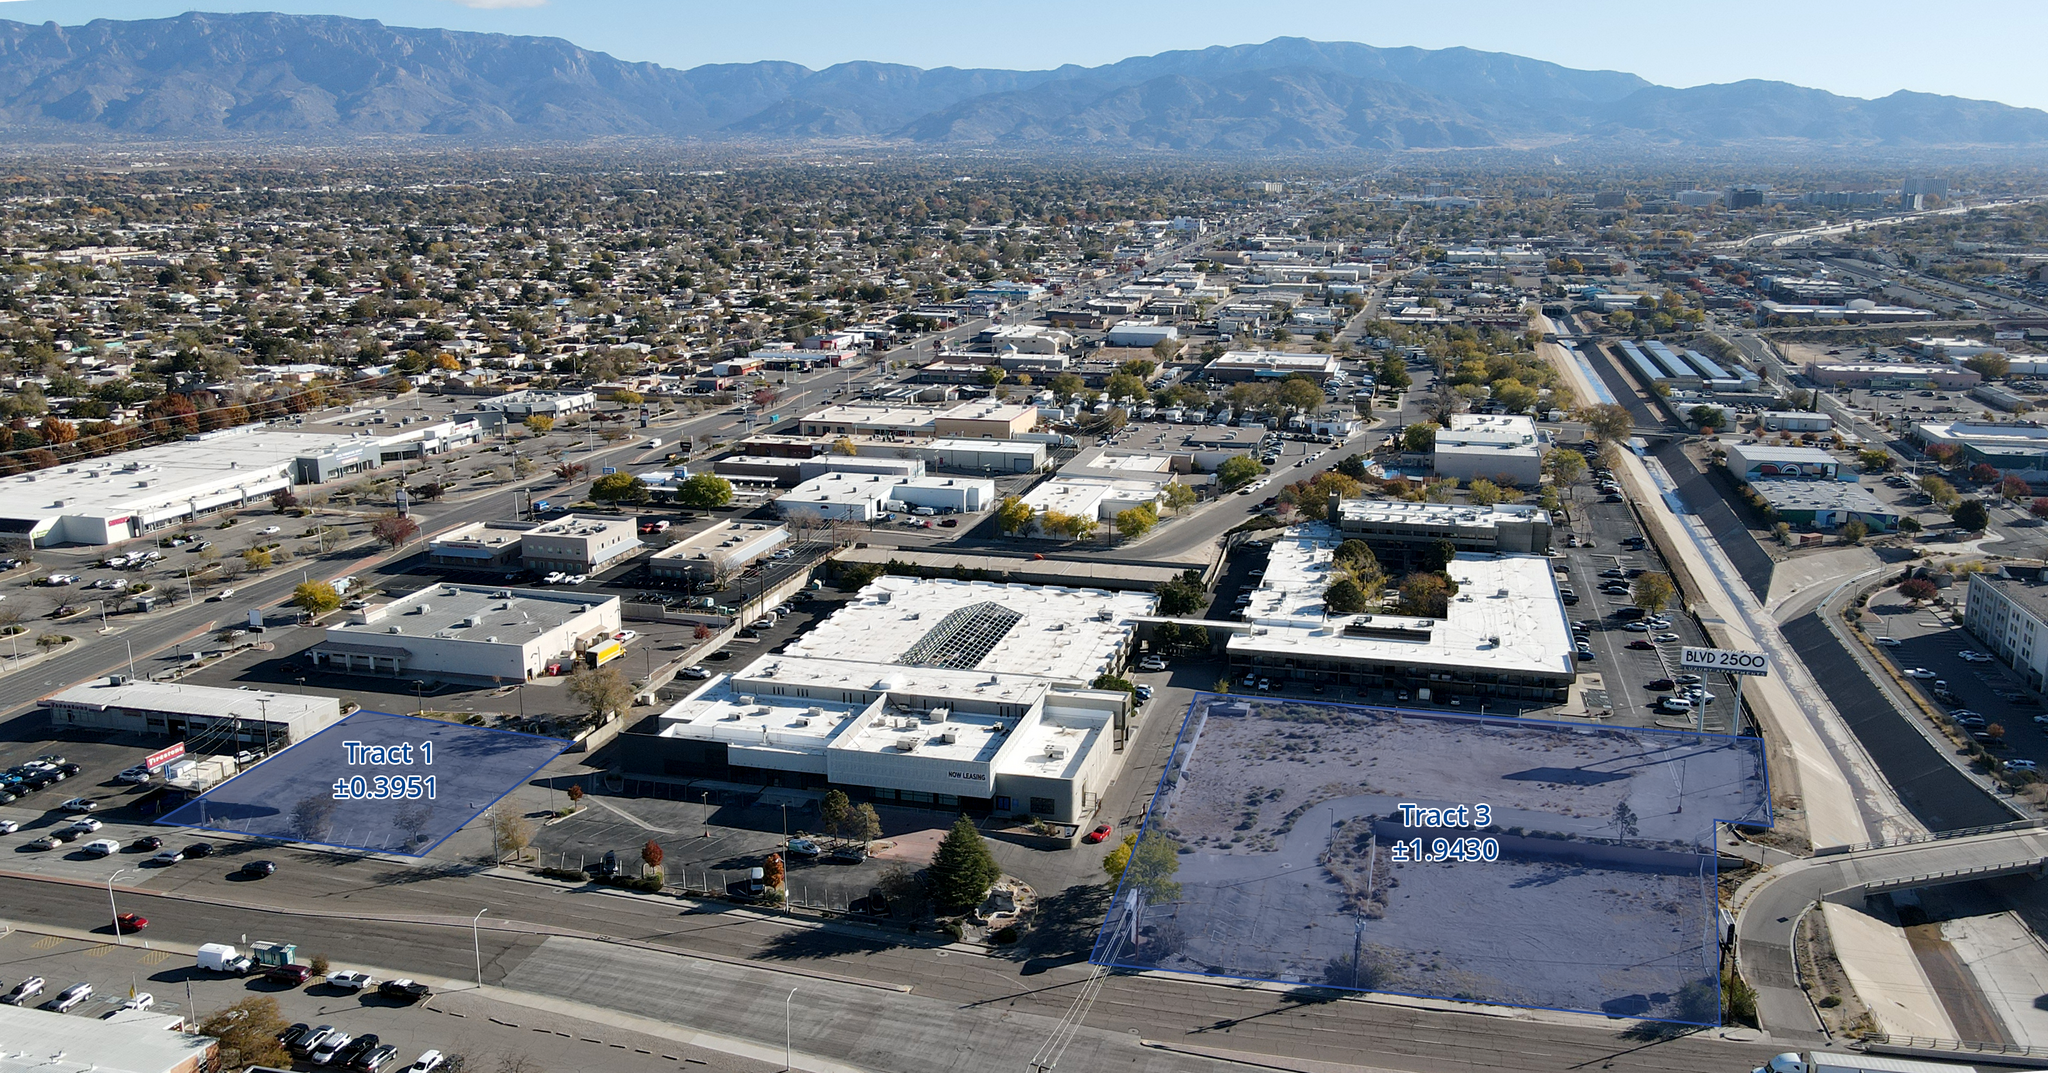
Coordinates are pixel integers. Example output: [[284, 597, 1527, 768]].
[[196, 943, 253, 975], [1757, 1051, 1985, 1073]]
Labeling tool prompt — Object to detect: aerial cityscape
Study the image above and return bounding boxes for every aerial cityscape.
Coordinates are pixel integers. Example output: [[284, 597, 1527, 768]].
[[3, 7, 2048, 1073]]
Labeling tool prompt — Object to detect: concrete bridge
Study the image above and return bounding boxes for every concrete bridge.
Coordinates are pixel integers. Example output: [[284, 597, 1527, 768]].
[[1735, 821, 2048, 1039]]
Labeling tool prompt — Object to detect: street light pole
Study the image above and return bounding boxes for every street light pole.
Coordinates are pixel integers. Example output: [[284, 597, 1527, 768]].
[[107, 868, 128, 946], [784, 986, 798, 1072], [471, 908, 489, 989]]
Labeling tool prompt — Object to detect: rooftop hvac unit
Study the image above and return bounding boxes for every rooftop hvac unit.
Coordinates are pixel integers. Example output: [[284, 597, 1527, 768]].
[[738, 695, 755, 706], [926, 707, 949, 723], [940, 731, 958, 744], [387, 626, 403, 634], [795, 717, 810, 727], [485, 636, 498, 643], [464, 616, 483, 627], [896, 738, 919, 752], [418, 603, 431, 613], [992, 723, 1006, 734], [1046, 745, 1068, 760], [808, 706, 824, 717]]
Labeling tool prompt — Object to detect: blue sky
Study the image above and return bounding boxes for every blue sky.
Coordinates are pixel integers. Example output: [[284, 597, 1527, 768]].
[[3, 1, 2044, 112]]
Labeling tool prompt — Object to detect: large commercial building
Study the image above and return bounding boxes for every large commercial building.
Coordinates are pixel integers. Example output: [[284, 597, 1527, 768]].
[[647, 521, 789, 584], [1914, 420, 2048, 477], [777, 472, 996, 522], [1330, 499, 1552, 563], [1433, 414, 1544, 486], [1965, 567, 2048, 691], [1228, 529, 1576, 702], [310, 584, 622, 682], [0, 422, 477, 547], [1723, 443, 1843, 481], [1804, 362, 1980, 390], [1202, 349, 1341, 383], [1750, 480, 1898, 531], [631, 577, 1151, 823], [519, 514, 642, 575], [427, 520, 533, 572], [474, 389, 598, 417], [41, 679, 344, 750]]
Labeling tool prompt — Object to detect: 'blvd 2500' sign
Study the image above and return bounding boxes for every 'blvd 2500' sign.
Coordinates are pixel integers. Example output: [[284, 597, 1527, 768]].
[[1679, 647, 1770, 677]]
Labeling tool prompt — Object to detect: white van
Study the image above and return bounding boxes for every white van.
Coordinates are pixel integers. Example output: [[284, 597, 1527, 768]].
[[910, 506, 936, 516], [647, 438, 663, 449]]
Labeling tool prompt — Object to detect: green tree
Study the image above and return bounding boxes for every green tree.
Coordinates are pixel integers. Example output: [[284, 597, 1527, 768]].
[[590, 471, 650, 504], [1545, 448, 1586, 496], [677, 473, 734, 511], [1952, 498, 1990, 532], [1325, 577, 1370, 613], [1688, 404, 1726, 431], [1162, 481, 1197, 514], [243, 547, 273, 571], [1216, 455, 1264, 489], [832, 436, 859, 456], [1632, 571, 1675, 612], [1155, 570, 1207, 616], [1276, 378, 1324, 415], [1122, 833, 1183, 904], [1377, 353, 1412, 392], [994, 496, 1034, 535], [523, 414, 555, 437], [1467, 478, 1505, 506], [1105, 372, 1148, 403], [1398, 572, 1453, 617], [928, 816, 1002, 910], [1402, 422, 1439, 452], [846, 803, 882, 844], [1964, 353, 2012, 379], [198, 997, 292, 1070], [1579, 403, 1634, 443], [1841, 517, 1869, 545], [1858, 449, 1894, 472], [1921, 475, 1960, 509], [291, 580, 340, 616], [1049, 372, 1085, 401], [1114, 504, 1159, 541], [821, 789, 851, 837], [1102, 832, 1138, 884]]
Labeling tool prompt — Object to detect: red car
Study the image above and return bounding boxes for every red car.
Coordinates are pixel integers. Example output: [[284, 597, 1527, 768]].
[[113, 913, 147, 933], [265, 963, 313, 986], [1626, 639, 1656, 650], [1084, 823, 1114, 844]]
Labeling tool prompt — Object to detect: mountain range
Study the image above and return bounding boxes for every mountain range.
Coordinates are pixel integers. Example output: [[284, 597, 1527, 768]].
[[1, 12, 2044, 150]]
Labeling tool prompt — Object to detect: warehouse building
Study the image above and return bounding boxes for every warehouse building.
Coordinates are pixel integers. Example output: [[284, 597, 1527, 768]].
[[0, 1004, 213, 1073], [630, 577, 1151, 823], [1202, 349, 1341, 383], [310, 585, 622, 682], [42, 679, 343, 751], [1228, 529, 1576, 702], [427, 520, 533, 572], [777, 472, 996, 521], [474, 389, 598, 417], [1914, 420, 2048, 476], [1724, 443, 1844, 481], [1433, 414, 1544, 486], [0, 423, 473, 547], [1751, 480, 1898, 531], [1804, 362, 1980, 390], [1759, 411, 1833, 433], [647, 521, 789, 584]]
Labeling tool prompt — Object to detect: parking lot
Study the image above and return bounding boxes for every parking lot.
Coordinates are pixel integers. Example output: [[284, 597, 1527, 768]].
[[1867, 587, 2048, 772], [0, 928, 763, 1073]]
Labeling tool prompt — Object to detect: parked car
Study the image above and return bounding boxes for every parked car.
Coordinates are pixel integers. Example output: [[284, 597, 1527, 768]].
[[45, 982, 92, 1012], [308, 1030, 354, 1065], [183, 842, 213, 858], [1904, 668, 1937, 679], [267, 963, 314, 986], [129, 835, 162, 852], [358, 1044, 401, 1073], [241, 859, 278, 878], [408, 1050, 446, 1073], [150, 849, 184, 866], [291, 1026, 338, 1057], [786, 837, 822, 859], [378, 979, 432, 1002], [1137, 655, 1168, 672], [326, 970, 376, 991], [682, 665, 712, 680], [2, 977, 43, 1005], [82, 838, 120, 857], [68, 818, 102, 833], [1084, 822, 1114, 844]]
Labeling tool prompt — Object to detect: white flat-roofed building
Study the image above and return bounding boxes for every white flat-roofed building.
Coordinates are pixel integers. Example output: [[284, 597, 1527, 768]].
[[0, 425, 387, 546], [799, 403, 943, 439], [427, 519, 533, 572], [475, 389, 597, 416], [935, 400, 1039, 439], [924, 437, 1045, 475], [1724, 442, 1843, 481], [640, 577, 1149, 822], [0, 1003, 214, 1073], [41, 678, 343, 750], [778, 472, 906, 521], [1105, 321, 1180, 347], [1760, 411, 1834, 433], [1331, 499, 1552, 560], [1203, 349, 1341, 383], [1434, 413, 1544, 486], [888, 475, 997, 513], [519, 514, 642, 574], [311, 584, 621, 682], [1228, 529, 1575, 702], [1020, 476, 1162, 528], [648, 520, 788, 583]]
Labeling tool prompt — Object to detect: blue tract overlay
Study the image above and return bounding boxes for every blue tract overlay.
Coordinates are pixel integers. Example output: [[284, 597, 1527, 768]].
[[1093, 695, 1769, 1025], [159, 710, 565, 856]]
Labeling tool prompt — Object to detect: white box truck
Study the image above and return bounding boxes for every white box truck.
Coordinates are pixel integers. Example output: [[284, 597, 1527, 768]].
[[196, 943, 253, 975], [1757, 1052, 1983, 1073]]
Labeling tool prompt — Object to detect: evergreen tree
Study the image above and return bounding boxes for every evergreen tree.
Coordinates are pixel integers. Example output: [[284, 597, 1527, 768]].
[[928, 815, 1002, 910]]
